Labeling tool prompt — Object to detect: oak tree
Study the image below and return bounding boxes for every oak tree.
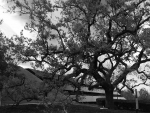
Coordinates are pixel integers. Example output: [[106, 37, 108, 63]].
[[9, 0, 150, 109]]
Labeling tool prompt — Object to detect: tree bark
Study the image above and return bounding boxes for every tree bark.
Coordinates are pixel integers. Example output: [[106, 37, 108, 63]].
[[104, 86, 114, 109]]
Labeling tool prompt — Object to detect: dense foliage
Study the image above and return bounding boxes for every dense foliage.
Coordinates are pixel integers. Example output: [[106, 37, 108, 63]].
[[0, 21, 40, 106], [8, 0, 150, 109]]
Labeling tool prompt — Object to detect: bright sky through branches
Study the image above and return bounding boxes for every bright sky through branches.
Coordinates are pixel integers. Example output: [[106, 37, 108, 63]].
[[0, 0, 150, 93], [0, 0, 61, 39], [0, 0, 36, 38], [0, 0, 61, 68]]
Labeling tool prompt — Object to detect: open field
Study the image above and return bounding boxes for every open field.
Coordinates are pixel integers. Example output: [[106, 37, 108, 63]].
[[0, 104, 148, 113]]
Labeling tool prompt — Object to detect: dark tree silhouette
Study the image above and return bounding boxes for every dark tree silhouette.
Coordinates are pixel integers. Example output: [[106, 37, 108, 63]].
[[9, 0, 150, 109]]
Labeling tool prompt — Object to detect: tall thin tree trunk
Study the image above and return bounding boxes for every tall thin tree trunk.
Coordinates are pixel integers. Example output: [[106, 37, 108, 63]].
[[105, 87, 114, 109]]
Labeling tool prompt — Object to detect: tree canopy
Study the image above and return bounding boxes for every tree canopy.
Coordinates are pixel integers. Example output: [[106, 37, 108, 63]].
[[8, 0, 150, 109], [0, 21, 15, 91], [0, 21, 26, 101]]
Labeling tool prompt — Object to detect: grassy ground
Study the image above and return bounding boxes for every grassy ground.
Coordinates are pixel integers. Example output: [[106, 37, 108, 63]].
[[0, 104, 148, 113]]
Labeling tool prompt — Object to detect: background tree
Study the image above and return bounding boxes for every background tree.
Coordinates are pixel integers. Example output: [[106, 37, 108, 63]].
[[0, 20, 22, 105], [138, 88, 149, 100], [9, 0, 150, 109], [2, 75, 40, 106], [121, 89, 135, 100], [0, 20, 40, 106], [0, 20, 16, 92]]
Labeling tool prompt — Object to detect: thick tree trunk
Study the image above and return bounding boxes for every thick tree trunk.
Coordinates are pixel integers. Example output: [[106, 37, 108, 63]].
[[104, 86, 114, 109]]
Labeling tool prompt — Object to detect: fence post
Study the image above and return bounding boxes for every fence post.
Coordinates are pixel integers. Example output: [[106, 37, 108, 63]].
[[135, 89, 138, 113]]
